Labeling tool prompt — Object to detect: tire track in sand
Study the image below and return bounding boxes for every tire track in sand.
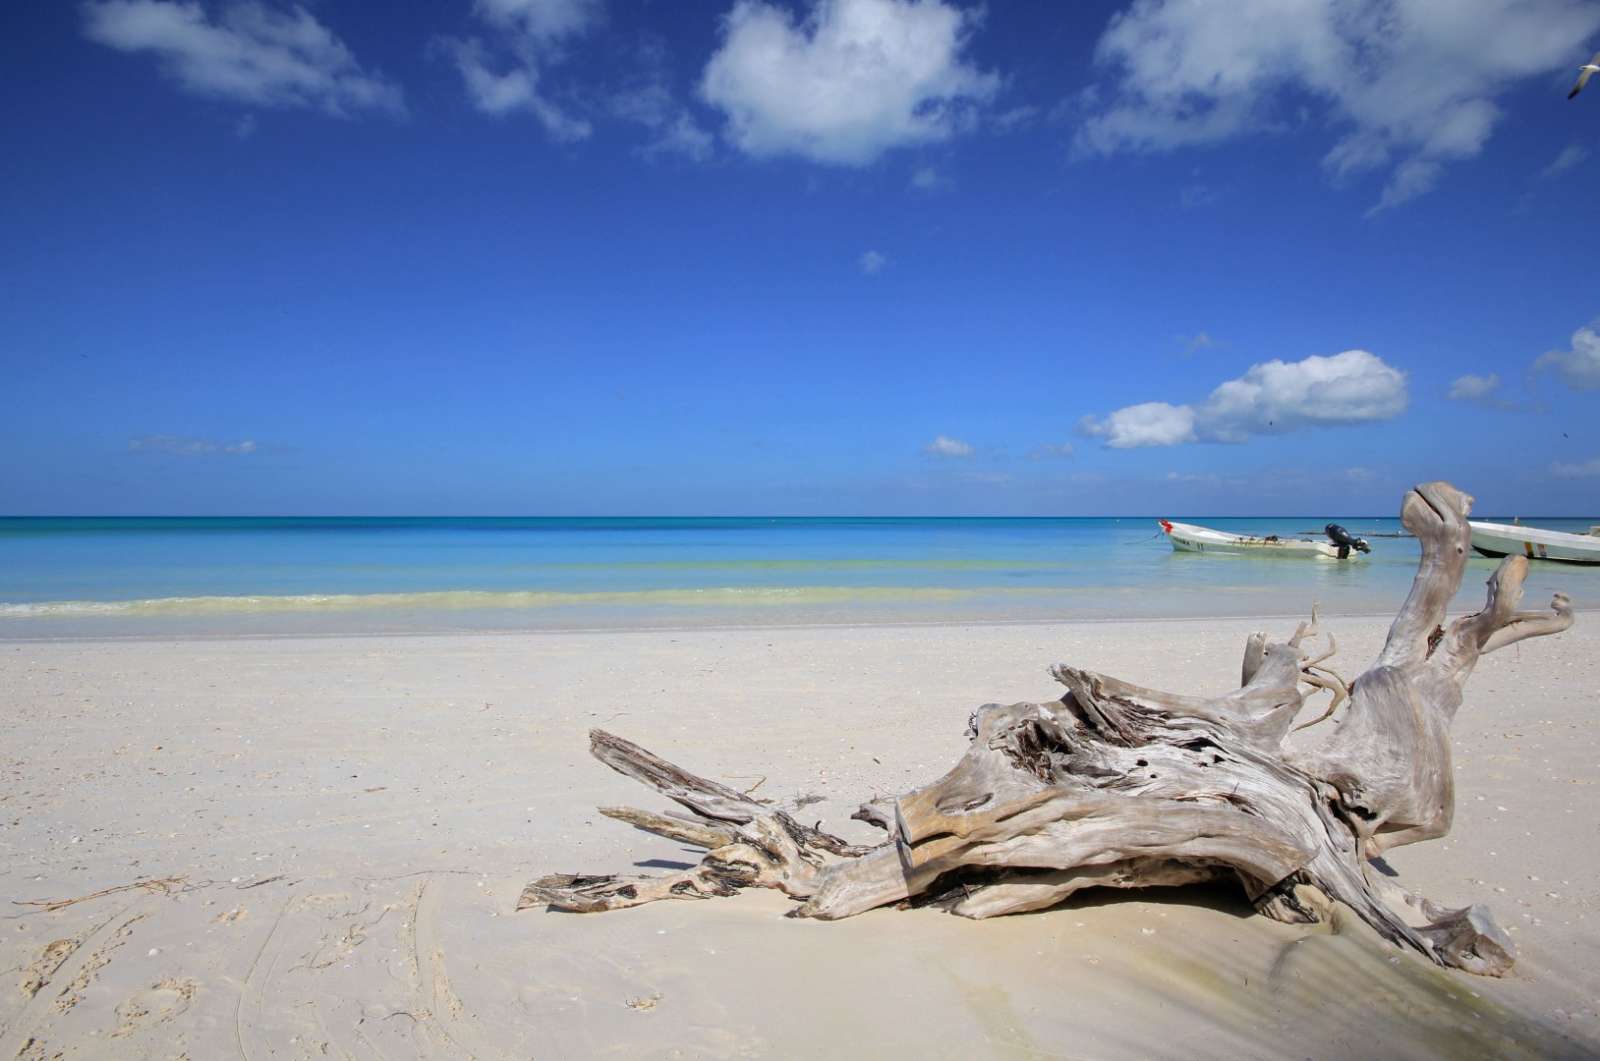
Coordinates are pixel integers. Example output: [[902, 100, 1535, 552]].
[[411, 878, 498, 1060], [0, 904, 145, 1059], [234, 889, 295, 1061]]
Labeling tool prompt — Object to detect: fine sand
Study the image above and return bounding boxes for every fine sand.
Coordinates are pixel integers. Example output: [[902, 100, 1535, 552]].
[[2, 615, 1598, 1059]]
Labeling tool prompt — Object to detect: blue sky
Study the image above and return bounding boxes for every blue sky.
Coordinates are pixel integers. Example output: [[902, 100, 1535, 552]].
[[3, 0, 1599, 516]]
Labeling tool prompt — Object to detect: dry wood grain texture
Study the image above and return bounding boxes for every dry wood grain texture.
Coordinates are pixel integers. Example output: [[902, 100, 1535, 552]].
[[524, 483, 1573, 976]]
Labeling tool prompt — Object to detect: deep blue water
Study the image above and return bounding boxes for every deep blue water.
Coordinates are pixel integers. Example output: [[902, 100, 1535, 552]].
[[1, 515, 1594, 636]]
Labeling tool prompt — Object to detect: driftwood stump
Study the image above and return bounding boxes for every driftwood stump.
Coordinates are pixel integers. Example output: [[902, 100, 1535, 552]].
[[523, 482, 1573, 976]]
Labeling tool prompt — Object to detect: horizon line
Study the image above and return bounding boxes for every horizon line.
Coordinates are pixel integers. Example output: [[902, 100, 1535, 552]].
[[4, 513, 1591, 521]]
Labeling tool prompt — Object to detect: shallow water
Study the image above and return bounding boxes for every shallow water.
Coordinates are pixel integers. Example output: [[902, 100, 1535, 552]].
[[2, 515, 1594, 637]]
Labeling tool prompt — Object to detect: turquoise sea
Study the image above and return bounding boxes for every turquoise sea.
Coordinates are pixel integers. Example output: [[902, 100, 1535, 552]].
[[1, 516, 1595, 638]]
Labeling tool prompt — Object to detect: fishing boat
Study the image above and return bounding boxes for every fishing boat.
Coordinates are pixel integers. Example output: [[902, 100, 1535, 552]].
[[1158, 520, 1371, 560], [1467, 520, 1600, 565]]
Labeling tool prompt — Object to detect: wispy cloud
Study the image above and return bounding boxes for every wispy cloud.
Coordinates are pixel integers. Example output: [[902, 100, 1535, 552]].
[[1081, 349, 1407, 448], [609, 39, 715, 161], [990, 104, 1039, 133], [1179, 183, 1219, 209], [1446, 372, 1503, 402], [858, 249, 888, 275], [1535, 321, 1600, 391], [82, 1, 405, 118], [440, 0, 601, 141], [1445, 371, 1541, 413], [1165, 470, 1232, 486], [1551, 456, 1600, 479], [129, 435, 259, 456], [648, 111, 715, 160], [700, 0, 999, 165], [1075, 0, 1600, 212], [1540, 143, 1590, 180], [1028, 441, 1075, 459], [922, 434, 973, 458], [611, 81, 714, 160], [910, 165, 951, 191]]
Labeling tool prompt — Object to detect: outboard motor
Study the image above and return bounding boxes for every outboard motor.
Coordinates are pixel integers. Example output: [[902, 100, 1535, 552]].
[[1325, 523, 1370, 559]]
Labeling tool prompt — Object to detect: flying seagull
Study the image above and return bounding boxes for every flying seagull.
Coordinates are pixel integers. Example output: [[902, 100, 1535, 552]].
[[1571, 52, 1600, 99]]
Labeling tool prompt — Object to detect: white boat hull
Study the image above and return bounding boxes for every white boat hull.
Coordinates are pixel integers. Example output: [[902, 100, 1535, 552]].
[[1159, 520, 1349, 559], [1468, 521, 1600, 565]]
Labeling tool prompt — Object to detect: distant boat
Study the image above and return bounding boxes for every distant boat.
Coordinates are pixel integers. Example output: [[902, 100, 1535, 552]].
[[1468, 520, 1600, 565], [1158, 520, 1371, 560]]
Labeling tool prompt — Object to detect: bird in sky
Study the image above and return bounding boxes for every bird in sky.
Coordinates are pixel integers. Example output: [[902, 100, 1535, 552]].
[[1571, 52, 1600, 99]]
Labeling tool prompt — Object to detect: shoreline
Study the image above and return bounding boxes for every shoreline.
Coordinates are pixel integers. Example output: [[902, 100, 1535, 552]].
[[0, 608, 1424, 644], [2, 598, 1589, 645]]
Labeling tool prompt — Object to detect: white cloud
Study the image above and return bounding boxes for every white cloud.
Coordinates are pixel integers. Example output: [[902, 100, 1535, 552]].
[[443, 0, 600, 140], [1076, 0, 1600, 211], [858, 249, 888, 274], [1083, 349, 1407, 448], [475, 0, 600, 41], [1551, 456, 1600, 479], [923, 434, 973, 458], [1199, 350, 1408, 439], [443, 39, 534, 114], [1447, 372, 1501, 401], [1080, 402, 1197, 449], [1540, 143, 1590, 179], [701, 0, 1000, 165], [81, 1, 405, 117], [1535, 322, 1600, 391], [129, 435, 258, 455]]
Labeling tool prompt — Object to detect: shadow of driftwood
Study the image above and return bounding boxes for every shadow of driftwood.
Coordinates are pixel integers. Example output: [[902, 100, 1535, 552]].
[[839, 873, 1595, 1058], [916, 873, 1261, 923], [1073, 900, 1597, 1060], [1054, 880, 1260, 921]]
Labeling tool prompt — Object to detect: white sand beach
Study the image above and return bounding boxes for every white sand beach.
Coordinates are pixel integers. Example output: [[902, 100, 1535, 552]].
[[3, 615, 1598, 1059]]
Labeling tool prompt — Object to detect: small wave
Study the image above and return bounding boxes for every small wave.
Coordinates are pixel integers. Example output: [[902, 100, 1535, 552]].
[[0, 585, 1019, 619]]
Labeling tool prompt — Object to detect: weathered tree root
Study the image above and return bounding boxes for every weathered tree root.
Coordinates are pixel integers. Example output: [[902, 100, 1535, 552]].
[[524, 482, 1573, 977], [517, 731, 874, 913]]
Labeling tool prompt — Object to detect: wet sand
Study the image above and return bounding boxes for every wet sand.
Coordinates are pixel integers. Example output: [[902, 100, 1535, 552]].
[[2, 616, 1597, 1058]]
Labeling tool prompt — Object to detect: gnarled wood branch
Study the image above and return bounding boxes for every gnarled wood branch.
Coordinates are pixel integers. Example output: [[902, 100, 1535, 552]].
[[525, 483, 1575, 978]]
